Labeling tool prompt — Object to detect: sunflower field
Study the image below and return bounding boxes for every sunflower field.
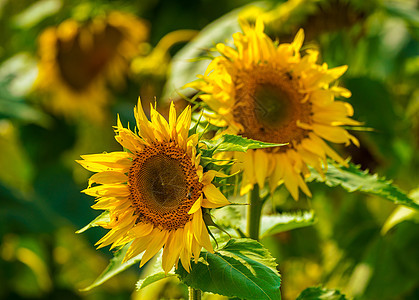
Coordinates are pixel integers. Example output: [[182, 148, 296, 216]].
[[1, 0, 418, 299]]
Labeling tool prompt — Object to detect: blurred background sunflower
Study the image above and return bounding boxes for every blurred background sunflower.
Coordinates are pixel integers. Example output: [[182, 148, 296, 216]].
[[36, 10, 148, 122], [1, 0, 418, 299]]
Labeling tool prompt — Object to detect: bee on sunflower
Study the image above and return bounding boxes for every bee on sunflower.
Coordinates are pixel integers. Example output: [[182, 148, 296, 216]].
[[187, 18, 361, 200], [36, 11, 148, 122], [77, 98, 230, 273]]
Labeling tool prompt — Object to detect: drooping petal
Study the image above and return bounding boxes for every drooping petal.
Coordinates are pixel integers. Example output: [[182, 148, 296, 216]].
[[123, 235, 153, 263], [254, 150, 268, 188], [95, 223, 132, 249], [201, 170, 229, 186], [180, 222, 193, 272], [140, 229, 169, 268], [202, 184, 230, 208], [191, 208, 204, 245], [162, 228, 184, 273], [193, 208, 214, 253]]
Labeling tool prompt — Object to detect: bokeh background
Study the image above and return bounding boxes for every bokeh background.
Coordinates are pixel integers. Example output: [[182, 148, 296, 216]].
[[0, 0, 418, 299]]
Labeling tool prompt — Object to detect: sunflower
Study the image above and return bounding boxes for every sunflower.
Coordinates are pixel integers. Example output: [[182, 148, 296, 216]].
[[77, 98, 230, 273], [36, 11, 148, 121], [188, 19, 360, 200]]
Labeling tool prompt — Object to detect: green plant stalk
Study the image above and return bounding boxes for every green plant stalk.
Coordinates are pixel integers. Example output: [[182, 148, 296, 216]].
[[246, 184, 262, 240], [189, 286, 202, 300]]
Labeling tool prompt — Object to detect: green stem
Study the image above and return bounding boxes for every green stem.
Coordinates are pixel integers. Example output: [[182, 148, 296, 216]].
[[246, 184, 262, 241], [189, 286, 202, 300]]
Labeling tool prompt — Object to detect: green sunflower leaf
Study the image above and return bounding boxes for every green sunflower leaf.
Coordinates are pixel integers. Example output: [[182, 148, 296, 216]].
[[201, 134, 287, 156], [307, 161, 419, 210], [135, 250, 175, 291], [381, 188, 419, 234], [212, 205, 242, 229], [259, 210, 317, 239], [176, 238, 281, 300], [81, 243, 143, 291], [296, 286, 347, 300], [136, 272, 176, 290], [75, 211, 110, 234]]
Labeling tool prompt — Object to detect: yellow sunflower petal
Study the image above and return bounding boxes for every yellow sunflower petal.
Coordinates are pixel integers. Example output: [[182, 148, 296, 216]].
[[188, 195, 203, 214], [169, 102, 177, 137], [162, 228, 184, 273], [150, 104, 171, 141], [115, 117, 145, 152], [195, 208, 214, 253], [201, 170, 229, 186], [254, 150, 268, 188], [292, 28, 304, 53], [309, 133, 347, 166], [202, 184, 230, 208], [82, 184, 130, 198], [123, 235, 152, 263], [191, 238, 202, 263], [91, 197, 125, 210], [312, 123, 354, 144], [134, 97, 155, 142], [88, 171, 127, 187], [279, 154, 300, 200], [242, 150, 255, 183], [180, 222, 193, 272], [176, 105, 192, 147], [129, 223, 154, 237], [191, 208, 204, 244], [269, 155, 284, 193], [81, 151, 132, 161], [96, 224, 132, 249], [140, 229, 169, 268]]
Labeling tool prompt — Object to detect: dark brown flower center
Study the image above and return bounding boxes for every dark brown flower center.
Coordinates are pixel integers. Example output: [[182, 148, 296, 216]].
[[128, 142, 203, 230], [233, 65, 312, 152], [253, 83, 291, 128], [56, 24, 123, 91]]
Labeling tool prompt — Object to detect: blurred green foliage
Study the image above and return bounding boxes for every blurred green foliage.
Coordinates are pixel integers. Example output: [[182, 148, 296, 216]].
[[0, 0, 418, 299]]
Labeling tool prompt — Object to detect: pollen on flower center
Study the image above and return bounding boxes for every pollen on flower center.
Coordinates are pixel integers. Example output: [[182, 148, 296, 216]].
[[233, 65, 312, 151], [128, 142, 203, 230]]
